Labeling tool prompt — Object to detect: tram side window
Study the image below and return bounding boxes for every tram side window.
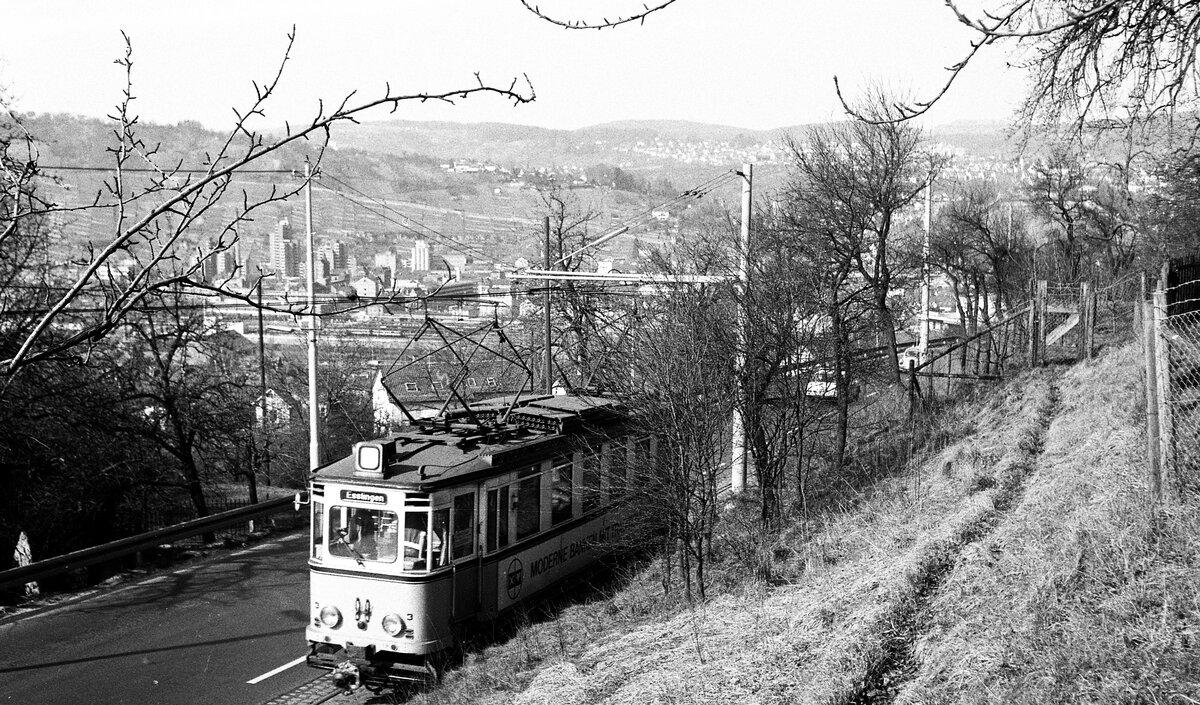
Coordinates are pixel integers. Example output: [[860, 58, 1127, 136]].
[[328, 506, 398, 564], [634, 436, 653, 481], [452, 493, 475, 558], [432, 509, 450, 568], [551, 463, 573, 525], [487, 486, 510, 552], [608, 442, 628, 499], [515, 472, 541, 541], [403, 510, 429, 570], [582, 452, 601, 513], [311, 500, 324, 558]]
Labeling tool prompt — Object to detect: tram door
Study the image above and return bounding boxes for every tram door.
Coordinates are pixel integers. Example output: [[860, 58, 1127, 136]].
[[447, 489, 479, 620]]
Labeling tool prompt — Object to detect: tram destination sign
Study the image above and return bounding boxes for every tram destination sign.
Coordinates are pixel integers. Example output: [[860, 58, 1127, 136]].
[[340, 489, 387, 505]]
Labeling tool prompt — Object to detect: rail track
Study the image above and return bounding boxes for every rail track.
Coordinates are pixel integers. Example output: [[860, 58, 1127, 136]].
[[256, 674, 345, 705]]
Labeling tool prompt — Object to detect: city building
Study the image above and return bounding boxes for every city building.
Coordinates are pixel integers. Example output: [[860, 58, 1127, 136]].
[[442, 252, 468, 279], [411, 239, 430, 272], [322, 240, 348, 271], [269, 218, 300, 278]]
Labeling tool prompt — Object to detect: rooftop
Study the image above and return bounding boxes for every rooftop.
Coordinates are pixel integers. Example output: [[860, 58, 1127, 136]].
[[316, 394, 625, 492]]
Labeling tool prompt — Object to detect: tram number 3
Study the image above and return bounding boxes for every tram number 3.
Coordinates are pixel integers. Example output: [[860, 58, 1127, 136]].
[[506, 558, 524, 600]]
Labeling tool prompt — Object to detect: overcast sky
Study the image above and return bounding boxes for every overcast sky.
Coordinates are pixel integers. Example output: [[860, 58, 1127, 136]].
[[1, 0, 1027, 133]]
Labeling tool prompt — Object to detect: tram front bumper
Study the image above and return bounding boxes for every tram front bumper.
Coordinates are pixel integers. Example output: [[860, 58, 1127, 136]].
[[308, 643, 435, 685]]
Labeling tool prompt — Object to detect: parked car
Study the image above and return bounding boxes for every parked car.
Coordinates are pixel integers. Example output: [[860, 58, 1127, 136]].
[[898, 346, 922, 371], [805, 368, 837, 398]]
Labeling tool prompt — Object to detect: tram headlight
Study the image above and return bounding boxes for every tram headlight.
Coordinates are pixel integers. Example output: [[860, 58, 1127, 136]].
[[319, 605, 343, 628], [381, 613, 406, 636]]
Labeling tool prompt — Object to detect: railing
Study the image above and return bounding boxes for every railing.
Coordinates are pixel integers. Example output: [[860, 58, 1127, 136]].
[[0, 495, 300, 592]]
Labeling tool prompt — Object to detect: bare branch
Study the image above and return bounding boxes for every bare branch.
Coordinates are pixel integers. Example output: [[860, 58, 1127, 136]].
[[1, 29, 535, 374], [517, 0, 679, 29]]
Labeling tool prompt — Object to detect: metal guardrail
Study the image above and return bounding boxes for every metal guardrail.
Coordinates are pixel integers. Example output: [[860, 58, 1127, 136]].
[[0, 495, 299, 592]]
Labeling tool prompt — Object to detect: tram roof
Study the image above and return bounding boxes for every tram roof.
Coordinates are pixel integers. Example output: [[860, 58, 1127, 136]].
[[314, 393, 625, 492]]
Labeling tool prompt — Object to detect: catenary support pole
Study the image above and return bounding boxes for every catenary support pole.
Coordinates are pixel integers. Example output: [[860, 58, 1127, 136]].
[[731, 163, 752, 495], [256, 275, 271, 486], [544, 216, 553, 395], [305, 161, 321, 471], [919, 167, 932, 362]]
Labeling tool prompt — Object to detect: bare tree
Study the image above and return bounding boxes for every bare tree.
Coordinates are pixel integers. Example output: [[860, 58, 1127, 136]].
[[271, 335, 375, 483], [1149, 152, 1200, 259], [0, 29, 533, 376], [777, 133, 880, 475], [782, 104, 928, 385], [838, 1, 1200, 136], [938, 178, 1033, 315], [95, 292, 257, 525], [614, 275, 735, 600], [1024, 145, 1145, 283], [1025, 147, 1092, 282], [540, 189, 605, 389], [734, 207, 840, 529]]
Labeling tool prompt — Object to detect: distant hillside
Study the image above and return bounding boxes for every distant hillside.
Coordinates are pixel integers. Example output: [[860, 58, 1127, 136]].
[[332, 117, 1016, 160], [19, 113, 713, 271], [22, 112, 1030, 269], [328, 117, 1023, 196]]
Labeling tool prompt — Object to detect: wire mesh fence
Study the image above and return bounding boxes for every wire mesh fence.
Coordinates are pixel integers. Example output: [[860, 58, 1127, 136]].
[[1163, 309, 1200, 493], [1097, 273, 1142, 347], [1151, 259, 1200, 498]]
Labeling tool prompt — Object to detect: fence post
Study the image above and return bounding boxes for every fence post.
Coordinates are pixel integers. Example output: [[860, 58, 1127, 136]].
[[1134, 271, 1147, 332], [907, 359, 919, 417], [1079, 282, 1090, 361], [1034, 280, 1048, 366], [1153, 288, 1175, 500], [1087, 281, 1096, 359], [1143, 300, 1163, 503], [1027, 281, 1037, 366]]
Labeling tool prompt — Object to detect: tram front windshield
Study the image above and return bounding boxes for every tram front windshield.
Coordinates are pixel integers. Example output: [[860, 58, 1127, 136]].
[[327, 503, 444, 571], [329, 506, 398, 563]]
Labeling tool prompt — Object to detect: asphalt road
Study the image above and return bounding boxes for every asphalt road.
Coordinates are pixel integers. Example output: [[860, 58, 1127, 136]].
[[0, 533, 321, 705]]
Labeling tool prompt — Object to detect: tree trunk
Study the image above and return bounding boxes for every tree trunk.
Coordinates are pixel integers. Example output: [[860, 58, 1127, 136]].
[[876, 288, 901, 384], [831, 302, 849, 475]]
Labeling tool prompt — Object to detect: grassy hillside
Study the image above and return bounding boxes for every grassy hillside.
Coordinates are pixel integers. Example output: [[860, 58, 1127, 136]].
[[412, 343, 1198, 704]]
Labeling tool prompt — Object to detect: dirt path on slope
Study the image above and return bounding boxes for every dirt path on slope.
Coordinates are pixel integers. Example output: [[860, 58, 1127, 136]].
[[844, 381, 1062, 705]]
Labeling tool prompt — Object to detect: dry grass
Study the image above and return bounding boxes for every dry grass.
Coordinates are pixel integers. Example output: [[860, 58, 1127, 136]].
[[494, 370, 1058, 704], [894, 344, 1200, 704], [401, 343, 1197, 704]]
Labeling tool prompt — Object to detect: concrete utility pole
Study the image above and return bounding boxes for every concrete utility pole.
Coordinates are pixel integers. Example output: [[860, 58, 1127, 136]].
[[254, 274, 267, 496], [544, 216, 553, 395], [731, 163, 752, 495], [919, 166, 933, 362], [304, 161, 322, 471]]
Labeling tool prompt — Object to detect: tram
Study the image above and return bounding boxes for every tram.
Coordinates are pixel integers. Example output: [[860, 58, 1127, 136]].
[[300, 392, 653, 687]]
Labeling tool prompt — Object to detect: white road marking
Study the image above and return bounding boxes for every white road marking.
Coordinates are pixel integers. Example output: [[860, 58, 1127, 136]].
[[231, 542, 275, 557], [247, 655, 308, 684]]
